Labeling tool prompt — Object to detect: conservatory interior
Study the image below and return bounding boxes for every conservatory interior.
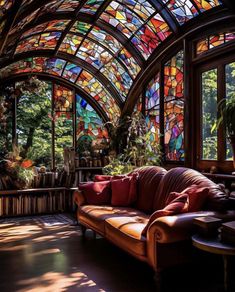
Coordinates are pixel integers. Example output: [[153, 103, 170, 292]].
[[0, 0, 235, 291]]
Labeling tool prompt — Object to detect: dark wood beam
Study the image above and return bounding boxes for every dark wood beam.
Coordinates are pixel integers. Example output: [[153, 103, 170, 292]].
[[0, 0, 23, 56], [222, 0, 235, 11]]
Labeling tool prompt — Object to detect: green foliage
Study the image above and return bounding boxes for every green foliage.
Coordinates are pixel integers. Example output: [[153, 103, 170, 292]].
[[103, 112, 162, 175], [102, 156, 134, 176], [17, 166, 35, 188], [211, 95, 235, 136], [17, 77, 52, 166]]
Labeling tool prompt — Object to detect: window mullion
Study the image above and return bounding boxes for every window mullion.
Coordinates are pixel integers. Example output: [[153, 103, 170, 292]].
[[217, 64, 226, 162]]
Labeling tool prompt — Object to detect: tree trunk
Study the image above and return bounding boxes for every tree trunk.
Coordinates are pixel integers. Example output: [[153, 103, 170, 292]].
[[23, 127, 35, 157]]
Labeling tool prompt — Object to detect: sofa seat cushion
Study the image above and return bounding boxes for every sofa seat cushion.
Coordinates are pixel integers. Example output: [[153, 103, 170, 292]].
[[105, 215, 149, 258], [78, 205, 148, 236]]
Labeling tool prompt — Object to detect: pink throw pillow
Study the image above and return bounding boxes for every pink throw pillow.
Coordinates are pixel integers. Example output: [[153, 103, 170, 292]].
[[111, 173, 138, 207], [142, 193, 189, 236], [79, 181, 111, 205]]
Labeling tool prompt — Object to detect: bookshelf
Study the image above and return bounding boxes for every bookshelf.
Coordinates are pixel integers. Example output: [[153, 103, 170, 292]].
[[0, 187, 76, 217]]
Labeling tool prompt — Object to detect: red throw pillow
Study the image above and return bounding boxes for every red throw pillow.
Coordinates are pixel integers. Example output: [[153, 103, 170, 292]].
[[111, 173, 138, 207], [94, 174, 127, 182], [142, 193, 189, 236], [79, 181, 111, 205], [94, 175, 112, 182], [181, 185, 209, 212]]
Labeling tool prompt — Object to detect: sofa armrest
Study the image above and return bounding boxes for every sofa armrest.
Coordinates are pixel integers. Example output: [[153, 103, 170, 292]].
[[147, 211, 216, 244], [146, 211, 215, 270], [73, 189, 86, 207], [146, 210, 235, 270]]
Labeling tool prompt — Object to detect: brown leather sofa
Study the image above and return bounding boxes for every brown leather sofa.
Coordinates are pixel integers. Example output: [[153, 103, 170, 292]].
[[73, 166, 235, 275]]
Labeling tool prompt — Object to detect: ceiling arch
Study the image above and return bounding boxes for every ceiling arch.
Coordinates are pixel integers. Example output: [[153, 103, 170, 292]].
[[0, 57, 121, 121], [0, 0, 227, 119]]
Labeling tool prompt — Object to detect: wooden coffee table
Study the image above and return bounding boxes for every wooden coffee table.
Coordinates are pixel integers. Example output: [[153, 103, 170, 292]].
[[192, 234, 235, 292]]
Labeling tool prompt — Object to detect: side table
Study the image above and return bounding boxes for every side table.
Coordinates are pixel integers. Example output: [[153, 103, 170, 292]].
[[192, 234, 235, 292]]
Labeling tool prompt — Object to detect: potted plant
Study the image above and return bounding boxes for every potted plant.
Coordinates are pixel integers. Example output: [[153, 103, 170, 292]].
[[212, 95, 235, 168]]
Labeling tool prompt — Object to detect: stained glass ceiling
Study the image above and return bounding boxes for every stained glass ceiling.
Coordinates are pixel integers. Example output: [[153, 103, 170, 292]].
[[0, 0, 224, 120]]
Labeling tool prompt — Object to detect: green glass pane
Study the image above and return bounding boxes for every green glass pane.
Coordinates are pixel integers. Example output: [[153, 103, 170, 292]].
[[225, 61, 235, 160], [201, 68, 218, 160]]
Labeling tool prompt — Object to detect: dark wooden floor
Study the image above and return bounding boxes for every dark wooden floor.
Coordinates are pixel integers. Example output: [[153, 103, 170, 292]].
[[0, 214, 234, 292]]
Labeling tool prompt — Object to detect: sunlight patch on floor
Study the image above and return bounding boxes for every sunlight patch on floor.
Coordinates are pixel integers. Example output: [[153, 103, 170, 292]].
[[16, 271, 106, 292]]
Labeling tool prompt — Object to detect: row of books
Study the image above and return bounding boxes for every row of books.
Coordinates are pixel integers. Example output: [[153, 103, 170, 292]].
[[0, 190, 73, 217], [0, 172, 76, 190]]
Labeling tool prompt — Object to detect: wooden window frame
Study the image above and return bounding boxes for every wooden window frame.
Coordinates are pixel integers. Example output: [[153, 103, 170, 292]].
[[194, 53, 235, 173]]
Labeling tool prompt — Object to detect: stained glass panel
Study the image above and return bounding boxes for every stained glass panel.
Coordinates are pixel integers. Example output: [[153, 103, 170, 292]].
[[146, 73, 160, 110], [163, 0, 198, 25], [118, 48, 141, 78], [145, 73, 160, 144], [62, 63, 82, 83], [80, 0, 105, 15], [225, 32, 235, 42], [101, 1, 143, 38], [70, 21, 91, 35], [20, 19, 69, 40], [164, 99, 184, 161], [132, 26, 160, 60], [54, 84, 73, 112], [196, 31, 235, 56], [88, 26, 122, 54], [118, 0, 155, 20], [76, 70, 121, 119], [16, 32, 61, 54], [209, 34, 225, 49], [101, 59, 132, 99], [76, 94, 109, 143], [193, 0, 221, 12], [164, 50, 184, 161], [148, 14, 172, 42], [76, 39, 112, 69], [59, 34, 83, 55], [39, 32, 62, 49], [0, 57, 46, 78], [164, 50, 184, 101], [146, 111, 160, 144], [56, 0, 81, 12], [46, 58, 66, 76], [196, 38, 208, 55]]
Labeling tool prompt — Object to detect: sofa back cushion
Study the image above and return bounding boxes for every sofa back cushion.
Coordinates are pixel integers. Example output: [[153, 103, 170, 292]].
[[131, 166, 167, 214], [153, 167, 227, 211]]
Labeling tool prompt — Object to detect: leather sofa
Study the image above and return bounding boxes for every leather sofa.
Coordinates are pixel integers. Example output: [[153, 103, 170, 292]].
[[73, 166, 235, 274]]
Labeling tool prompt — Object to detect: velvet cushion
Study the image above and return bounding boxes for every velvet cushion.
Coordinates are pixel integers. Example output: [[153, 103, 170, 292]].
[[141, 193, 189, 236], [79, 181, 111, 205], [111, 173, 138, 207], [94, 174, 127, 182], [182, 185, 209, 212], [94, 175, 112, 182]]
